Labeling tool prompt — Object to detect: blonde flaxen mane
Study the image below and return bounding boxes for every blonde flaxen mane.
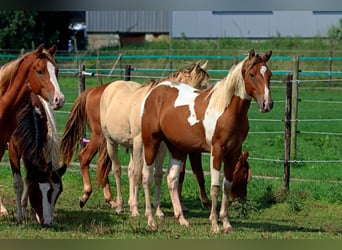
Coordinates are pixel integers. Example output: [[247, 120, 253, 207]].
[[207, 57, 250, 114]]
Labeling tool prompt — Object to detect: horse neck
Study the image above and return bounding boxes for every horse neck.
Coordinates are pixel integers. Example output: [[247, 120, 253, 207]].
[[0, 59, 32, 114]]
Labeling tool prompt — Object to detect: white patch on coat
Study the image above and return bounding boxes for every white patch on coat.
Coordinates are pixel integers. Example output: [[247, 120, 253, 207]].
[[202, 106, 222, 145], [260, 66, 267, 77], [159, 82, 200, 126], [39, 183, 53, 225]]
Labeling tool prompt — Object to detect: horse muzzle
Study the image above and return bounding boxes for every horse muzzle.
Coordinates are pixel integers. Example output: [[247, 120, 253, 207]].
[[259, 100, 273, 113], [52, 95, 65, 110]]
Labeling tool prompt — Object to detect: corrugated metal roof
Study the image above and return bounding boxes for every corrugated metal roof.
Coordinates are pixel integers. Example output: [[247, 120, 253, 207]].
[[86, 11, 169, 33]]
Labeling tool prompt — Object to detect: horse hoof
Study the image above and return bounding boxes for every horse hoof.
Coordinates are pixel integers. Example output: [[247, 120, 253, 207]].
[[223, 226, 233, 234], [211, 225, 220, 234], [79, 199, 86, 208]]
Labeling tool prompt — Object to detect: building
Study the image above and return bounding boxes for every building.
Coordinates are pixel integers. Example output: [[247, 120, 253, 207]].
[[85, 11, 342, 49]]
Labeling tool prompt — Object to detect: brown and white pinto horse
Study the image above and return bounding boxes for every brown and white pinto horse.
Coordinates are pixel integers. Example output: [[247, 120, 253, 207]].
[[60, 62, 210, 210], [0, 44, 64, 222], [97, 62, 210, 216], [140, 49, 272, 233], [8, 93, 66, 227]]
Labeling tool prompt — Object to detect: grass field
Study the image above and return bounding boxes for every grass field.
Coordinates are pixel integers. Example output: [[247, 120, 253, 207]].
[[1, 39, 342, 238]]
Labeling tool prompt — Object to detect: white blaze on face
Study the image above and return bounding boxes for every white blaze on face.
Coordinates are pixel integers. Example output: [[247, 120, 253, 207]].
[[39, 183, 53, 225], [260, 66, 267, 77], [51, 183, 61, 206], [47, 61, 64, 104]]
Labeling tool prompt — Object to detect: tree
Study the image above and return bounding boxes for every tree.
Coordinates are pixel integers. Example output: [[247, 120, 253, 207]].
[[328, 18, 342, 40], [0, 11, 37, 49]]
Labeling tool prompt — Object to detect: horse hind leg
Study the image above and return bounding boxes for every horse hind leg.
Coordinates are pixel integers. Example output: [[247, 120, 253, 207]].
[[219, 178, 233, 233], [78, 140, 99, 208], [188, 152, 211, 208], [167, 154, 189, 227]]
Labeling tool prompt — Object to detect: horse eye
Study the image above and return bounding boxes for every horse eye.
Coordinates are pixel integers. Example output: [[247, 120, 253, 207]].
[[37, 70, 43, 75], [249, 73, 255, 78]]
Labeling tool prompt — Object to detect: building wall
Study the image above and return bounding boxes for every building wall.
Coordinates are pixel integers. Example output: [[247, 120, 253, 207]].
[[86, 11, 169, 33], [170, 11, 342, 38]]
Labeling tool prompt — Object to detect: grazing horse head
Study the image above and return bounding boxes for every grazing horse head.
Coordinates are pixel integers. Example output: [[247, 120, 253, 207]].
[[231, 150, 252, 203], [9, 92, 66, 227], [242, 49, 273, 112]]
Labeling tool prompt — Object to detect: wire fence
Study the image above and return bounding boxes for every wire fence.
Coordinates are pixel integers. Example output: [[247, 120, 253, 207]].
[[53, 64, 342, 169]]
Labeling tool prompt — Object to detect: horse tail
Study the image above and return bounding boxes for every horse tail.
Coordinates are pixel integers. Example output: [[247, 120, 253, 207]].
[[60, 88, 91, 165], [96, 134, 111, 188]]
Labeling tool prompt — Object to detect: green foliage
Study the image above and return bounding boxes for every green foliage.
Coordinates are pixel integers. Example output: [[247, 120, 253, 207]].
[[0, 11, 37, 49], [328, 18, 342, 39]]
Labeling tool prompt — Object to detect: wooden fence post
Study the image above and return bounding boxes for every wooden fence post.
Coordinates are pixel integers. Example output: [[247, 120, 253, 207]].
[[96, 49, 103, 85], [125, 64, 132, 81], [290, 56, 299, 160], [284, 73, 293, 190]]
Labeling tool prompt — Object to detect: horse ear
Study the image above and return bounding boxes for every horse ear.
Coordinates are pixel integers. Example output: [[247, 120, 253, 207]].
[[242, 150, 249, 161], [248, 49, 255, 60], [48, 44, 57, 56], [35, 44, 45, 55], [191, 61, 201, 73], [263, 50, 272, 62], [201, 60, 208, 70], [58, 164, 67, 177], [247, 168, 252, 183]]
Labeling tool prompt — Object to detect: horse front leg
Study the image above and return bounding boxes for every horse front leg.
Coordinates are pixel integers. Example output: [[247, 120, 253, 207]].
[[142, 162, 156, 229], [209, 145, 222, 233], [8, 142, 24, 223], [167, 153, 189, 227], [219, 177, 233, 233], [127, 150, 139, 217]]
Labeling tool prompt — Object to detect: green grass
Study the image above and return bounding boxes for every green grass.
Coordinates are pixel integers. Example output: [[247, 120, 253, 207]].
[[1, 38, 342, 238]]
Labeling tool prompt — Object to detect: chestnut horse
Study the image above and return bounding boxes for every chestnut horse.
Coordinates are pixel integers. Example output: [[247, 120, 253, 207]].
[[0, 44, 64, 222], [8, 93, 66, 227], [140, 49, 273, 233], [60, 62, 209, 210], [97, 62, 210, 216]]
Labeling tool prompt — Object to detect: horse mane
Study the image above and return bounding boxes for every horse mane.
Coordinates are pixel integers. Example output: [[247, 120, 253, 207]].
[[207, 57, 250, 113], [37, 95, 60, 169], [0, 56, 23, 97], [13, 94, 48, 169]]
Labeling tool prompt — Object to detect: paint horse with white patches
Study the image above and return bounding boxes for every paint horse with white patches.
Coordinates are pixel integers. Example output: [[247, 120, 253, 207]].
[[0, 44, 65, 225], [141, 49, 273, 233], [8, 93, 66, 227], [97, 62, 210, 217], [61, 62, 210, 211]]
